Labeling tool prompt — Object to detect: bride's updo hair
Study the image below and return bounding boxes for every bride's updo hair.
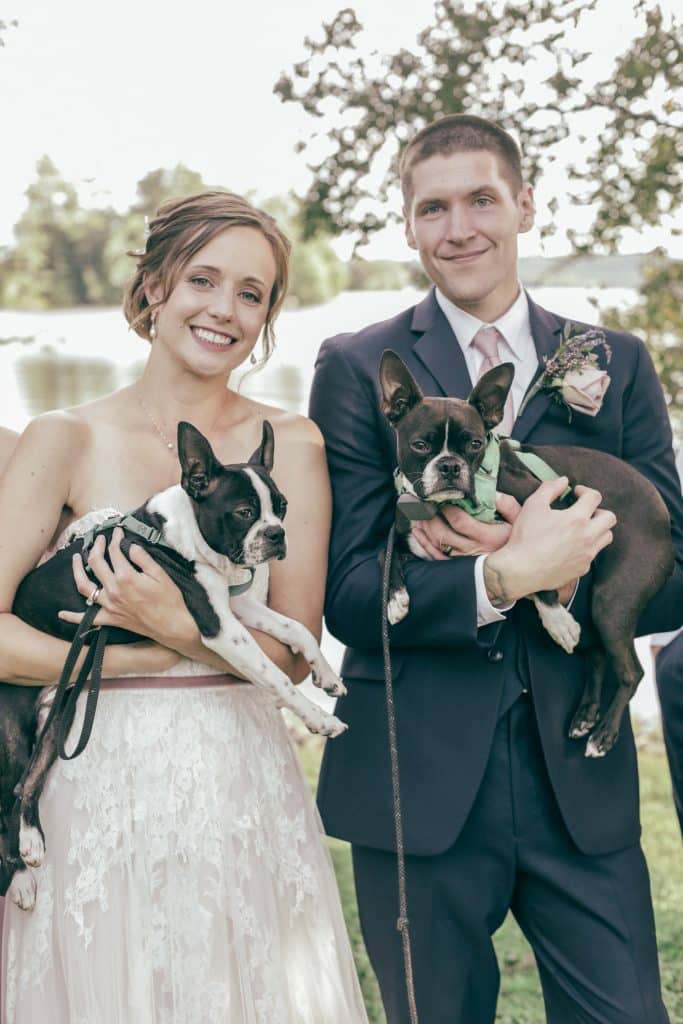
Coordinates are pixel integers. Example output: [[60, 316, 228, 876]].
[[124, 191, 291, 361]]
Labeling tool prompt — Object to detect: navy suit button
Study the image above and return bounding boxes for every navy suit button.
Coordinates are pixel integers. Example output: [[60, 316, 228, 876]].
[[488, 649, 504, 662]]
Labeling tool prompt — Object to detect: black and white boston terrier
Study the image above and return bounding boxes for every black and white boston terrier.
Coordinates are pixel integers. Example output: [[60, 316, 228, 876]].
[[0, 420, 346, 910], [379, 349, 674, 759]]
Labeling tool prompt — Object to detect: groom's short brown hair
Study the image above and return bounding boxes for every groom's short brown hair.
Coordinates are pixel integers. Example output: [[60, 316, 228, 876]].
[[399, 115, 524, 205]]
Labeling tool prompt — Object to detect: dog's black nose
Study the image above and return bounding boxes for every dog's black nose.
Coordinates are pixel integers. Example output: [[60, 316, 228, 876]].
[[437, 458, 460, 479], [262, 525, 285, 545]]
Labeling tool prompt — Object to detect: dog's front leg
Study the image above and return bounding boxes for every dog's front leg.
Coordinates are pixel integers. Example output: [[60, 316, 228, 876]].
[[202, 620, 347, 736], [230, 594, 346, 697]]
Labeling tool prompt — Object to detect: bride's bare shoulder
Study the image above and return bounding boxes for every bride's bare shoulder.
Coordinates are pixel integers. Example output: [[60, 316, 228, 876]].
[[18, 407, 91, 456], [10, 397, 120, 476], [18, 389, 130, 457], [0, 425, 18, 455]]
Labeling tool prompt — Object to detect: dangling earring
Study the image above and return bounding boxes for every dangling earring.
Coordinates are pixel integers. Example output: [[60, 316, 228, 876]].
[[250, 352, 257, 365], [149, 310, 157, 341]]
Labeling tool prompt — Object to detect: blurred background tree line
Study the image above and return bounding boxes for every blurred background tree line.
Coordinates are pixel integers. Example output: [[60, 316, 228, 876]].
[[0, 160, 413, 311], [0, 0, 680, 422]]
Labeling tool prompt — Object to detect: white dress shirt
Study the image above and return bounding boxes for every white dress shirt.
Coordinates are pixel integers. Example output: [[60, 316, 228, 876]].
[[434, 286, 539, 627], [435, 285, 539, 415]]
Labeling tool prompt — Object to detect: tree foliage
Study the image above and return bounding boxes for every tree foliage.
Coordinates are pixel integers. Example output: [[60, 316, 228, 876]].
[[275, 0, 682, 250], [0, 18, 17, 49], [0, 157, 121, 308]]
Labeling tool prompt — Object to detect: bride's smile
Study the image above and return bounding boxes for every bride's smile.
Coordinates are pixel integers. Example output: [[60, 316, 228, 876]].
[[147, 225, 277, 377]]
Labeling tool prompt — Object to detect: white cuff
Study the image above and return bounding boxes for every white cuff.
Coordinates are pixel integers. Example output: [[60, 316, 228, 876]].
[[475, 555, 515, 628], [565, 578, 580, 610], [650, 629, 680, 648]]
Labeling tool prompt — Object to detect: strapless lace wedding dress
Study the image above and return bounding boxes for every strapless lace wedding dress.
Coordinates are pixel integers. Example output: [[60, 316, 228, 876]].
[[1, 511, 368, 1023]]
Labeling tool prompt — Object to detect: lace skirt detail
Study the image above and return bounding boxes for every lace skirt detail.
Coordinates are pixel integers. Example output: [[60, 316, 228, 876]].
[[2, 683, 367, 1023]]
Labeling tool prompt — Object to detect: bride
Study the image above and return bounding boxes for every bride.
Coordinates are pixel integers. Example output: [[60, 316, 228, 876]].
[[0, 192, 368, 1023]]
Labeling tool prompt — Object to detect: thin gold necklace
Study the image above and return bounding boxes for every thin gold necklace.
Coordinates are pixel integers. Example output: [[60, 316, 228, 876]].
[[137, 393, 176, 453]]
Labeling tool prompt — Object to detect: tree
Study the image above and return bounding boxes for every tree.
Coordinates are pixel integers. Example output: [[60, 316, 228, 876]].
[[0, 156, 121, 308], [130, 165, 210, 220], [0, 18, 17, 49]]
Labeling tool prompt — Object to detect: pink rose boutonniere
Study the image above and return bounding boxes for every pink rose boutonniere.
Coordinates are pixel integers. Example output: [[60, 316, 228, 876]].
[[519, 322, 612, 421]]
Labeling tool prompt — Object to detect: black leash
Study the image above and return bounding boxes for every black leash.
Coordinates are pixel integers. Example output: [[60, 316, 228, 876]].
[[381, 523, 420, 1024], [35, 603, 110, 760]]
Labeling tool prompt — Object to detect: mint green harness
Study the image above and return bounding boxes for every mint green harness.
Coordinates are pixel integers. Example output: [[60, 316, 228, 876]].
[[395, 433, 567, 523]]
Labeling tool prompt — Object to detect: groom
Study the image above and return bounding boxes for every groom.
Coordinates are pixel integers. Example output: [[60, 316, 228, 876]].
[[309, 115, 683, 1023]]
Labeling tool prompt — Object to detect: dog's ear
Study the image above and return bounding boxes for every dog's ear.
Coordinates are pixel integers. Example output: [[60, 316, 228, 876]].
[[379, 350, 424, 426], [248, 420, 275, 474], [468, 363, 515, 431], [177, 421, 220, 501]]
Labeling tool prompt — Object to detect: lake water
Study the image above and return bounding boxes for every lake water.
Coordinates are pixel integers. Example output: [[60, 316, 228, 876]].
[[0, 286, 663, 723]]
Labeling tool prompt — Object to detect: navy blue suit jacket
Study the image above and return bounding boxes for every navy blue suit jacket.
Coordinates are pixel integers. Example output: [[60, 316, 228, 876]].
[[309, 290, 683, 858]]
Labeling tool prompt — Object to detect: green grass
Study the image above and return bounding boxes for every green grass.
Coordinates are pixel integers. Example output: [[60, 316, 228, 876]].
[[295, 730, 683, 1023]]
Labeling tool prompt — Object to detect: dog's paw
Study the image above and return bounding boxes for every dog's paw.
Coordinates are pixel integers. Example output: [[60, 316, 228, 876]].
[[19, 820, 45, 868], [387, 587, 410, 625], [311, 664, 347, 697], [312, 713, 348, 739], [532, 598, 580, 653], [8, 868, 37, 911], [568, 704, 600, 739], [585, 724, 618, 758], [323, 676, 347, 698]]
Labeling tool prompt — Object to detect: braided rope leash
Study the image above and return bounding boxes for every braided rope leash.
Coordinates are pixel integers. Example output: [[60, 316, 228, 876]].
[[381, 523, 420, 1024]]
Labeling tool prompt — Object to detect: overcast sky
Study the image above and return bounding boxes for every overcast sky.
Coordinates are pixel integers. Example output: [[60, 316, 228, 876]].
[[1, 0, 679, 260]]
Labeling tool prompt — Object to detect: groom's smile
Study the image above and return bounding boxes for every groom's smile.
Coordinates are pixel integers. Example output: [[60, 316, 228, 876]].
[[404, 149, 535, 323], [439, 246, 491, 264]]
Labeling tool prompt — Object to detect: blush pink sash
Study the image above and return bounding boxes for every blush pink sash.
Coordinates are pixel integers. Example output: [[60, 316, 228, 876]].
[[99, 673, 247, 690]]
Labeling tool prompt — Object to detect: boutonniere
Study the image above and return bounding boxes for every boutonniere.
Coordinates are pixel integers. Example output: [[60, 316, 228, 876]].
[[519, 322, 612, 420]]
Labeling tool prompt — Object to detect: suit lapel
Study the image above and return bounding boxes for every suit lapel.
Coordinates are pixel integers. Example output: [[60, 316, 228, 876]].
[[410, 289, 473, 399], [512, 296, 565, 442]]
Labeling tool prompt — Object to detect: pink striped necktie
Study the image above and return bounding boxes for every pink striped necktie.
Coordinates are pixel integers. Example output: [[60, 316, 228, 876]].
[[471, 325, 514, 435]]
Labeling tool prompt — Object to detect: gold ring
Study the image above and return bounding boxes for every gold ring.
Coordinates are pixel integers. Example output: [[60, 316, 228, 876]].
[[86, 586, 101, 606], [441, 544, 454, 557]]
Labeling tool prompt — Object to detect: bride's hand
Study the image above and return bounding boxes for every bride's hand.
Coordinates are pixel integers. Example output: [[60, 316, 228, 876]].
[[59, 527, 198, 650]]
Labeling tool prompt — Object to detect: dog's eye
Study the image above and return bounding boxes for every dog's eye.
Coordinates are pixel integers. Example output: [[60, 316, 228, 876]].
[[234, 507, 255, 520], [410, 440, 429, 453], [469, 439, 483, 450]]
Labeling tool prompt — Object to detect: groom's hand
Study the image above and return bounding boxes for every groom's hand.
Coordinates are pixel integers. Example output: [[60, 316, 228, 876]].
[[410, 492, 519, 560], [484, 479, 616, 606]]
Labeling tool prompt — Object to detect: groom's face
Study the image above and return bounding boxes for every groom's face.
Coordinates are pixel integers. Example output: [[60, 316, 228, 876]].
[[404, 149, 534, 322]]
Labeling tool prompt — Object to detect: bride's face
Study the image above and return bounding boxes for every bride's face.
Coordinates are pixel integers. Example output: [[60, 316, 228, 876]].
[[148, 226, 277, 377]]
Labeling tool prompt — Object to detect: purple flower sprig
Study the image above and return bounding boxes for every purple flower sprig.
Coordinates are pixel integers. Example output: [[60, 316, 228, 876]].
[[518, 323, 612, 419]]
